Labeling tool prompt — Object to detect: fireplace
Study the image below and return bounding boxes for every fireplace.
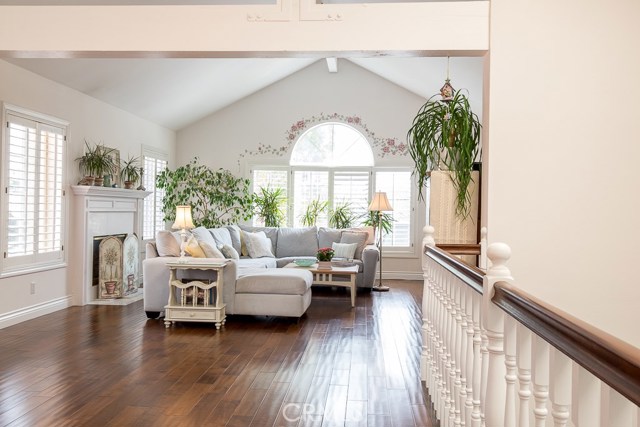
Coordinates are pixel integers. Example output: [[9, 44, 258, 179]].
[[71, 185, 151, 305]]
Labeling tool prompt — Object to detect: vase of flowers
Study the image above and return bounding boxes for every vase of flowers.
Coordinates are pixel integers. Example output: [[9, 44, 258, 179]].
[[317, 247, 334, 270]]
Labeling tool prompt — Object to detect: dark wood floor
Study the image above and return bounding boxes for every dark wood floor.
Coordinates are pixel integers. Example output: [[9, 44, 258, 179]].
[[0, 280, 434, 427]]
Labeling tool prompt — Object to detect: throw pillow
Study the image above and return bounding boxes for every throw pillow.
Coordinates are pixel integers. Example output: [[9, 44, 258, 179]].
[[226, 225, 242, 254], [244, 231, 275, 258], [155, 230, 181, 257], [340, 230, 368, 260], [220, 244, 240, 260], [192, 226, 219, 250], [200, 241, 225, 259], [331, 242, 358, 260], [184, 235, 205, 258], [348, 226, 375, 245]]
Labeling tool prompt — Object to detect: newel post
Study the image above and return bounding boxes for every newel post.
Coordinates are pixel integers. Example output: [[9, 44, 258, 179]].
[[421, 225, 436, 382], [483, 243, 513, 427]]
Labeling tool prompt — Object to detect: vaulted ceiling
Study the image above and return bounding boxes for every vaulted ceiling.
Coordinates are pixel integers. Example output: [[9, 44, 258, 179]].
[[6, 56, 484, 131]]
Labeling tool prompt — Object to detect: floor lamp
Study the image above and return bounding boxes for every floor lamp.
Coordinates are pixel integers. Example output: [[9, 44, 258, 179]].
[[368, 192, 393, 292]]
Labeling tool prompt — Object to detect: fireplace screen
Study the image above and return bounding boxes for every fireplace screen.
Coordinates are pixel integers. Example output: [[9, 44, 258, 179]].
[[95, 233, 139, 299]]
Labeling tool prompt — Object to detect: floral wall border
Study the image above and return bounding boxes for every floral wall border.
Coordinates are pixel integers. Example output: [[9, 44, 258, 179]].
[[238, 113, 408, 165]]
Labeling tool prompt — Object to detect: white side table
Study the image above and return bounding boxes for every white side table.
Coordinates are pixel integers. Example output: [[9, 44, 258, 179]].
[[164, 259, 228, 330]]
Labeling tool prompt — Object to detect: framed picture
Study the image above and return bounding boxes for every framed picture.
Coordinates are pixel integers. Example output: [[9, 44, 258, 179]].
[[105, 147, 120, 187]]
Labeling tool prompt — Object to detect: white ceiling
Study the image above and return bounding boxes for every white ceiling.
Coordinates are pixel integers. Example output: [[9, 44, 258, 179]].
[[6, 56, 484, 130]]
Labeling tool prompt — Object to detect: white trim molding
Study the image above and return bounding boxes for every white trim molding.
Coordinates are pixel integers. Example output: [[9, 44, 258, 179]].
[[0, 296, 72, 330], [379, 270, 423, 281]]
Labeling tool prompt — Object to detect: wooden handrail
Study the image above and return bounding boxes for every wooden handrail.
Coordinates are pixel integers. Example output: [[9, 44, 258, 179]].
[[436, 243, 481, 256], [493, 281, 640, 406], [424, 245, 484, 294]]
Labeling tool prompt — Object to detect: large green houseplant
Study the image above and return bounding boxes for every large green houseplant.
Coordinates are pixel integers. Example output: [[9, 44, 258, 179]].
[[156, 158, 254, 227], [76, 141, 118, 186], [254, 187, 286, 227], [407, 87, 481, 218]]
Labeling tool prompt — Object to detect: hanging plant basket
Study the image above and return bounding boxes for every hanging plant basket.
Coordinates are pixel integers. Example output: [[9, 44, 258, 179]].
[[407, 88, 481, 218]]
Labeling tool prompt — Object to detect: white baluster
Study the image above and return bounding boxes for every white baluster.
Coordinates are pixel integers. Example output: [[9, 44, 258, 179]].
[[452, 281, 463, 426], [503, 316, 517, 427], [532, 335, 549, 427], [422, 226, 436, 383], [549, 347, 571, 427], [443, 273, 454, 426], [458, 285, 469, 427], [577, 367, 601, 427], [464, 286, 475, 427], [482, 243, 513, 427], [480, 317, 489, 427], [516, 324, 532, 427], [479, 227, 488, 270], [471, 290, 483, 427], [608, 388, 636, 427]]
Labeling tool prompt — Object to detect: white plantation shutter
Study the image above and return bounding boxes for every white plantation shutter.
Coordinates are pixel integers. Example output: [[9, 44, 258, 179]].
[[293, 170, 329, 227], [3, 111, 66, 271], [375, 171, 412, 248], [333, 171, 370, 224], [142, 153, 168, 240]]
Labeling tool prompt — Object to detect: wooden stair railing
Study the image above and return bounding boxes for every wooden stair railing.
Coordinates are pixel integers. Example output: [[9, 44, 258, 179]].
[[421, 226, 640, 427]]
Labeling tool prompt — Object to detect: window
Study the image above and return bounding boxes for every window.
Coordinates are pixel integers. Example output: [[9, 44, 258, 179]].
[[142, 148, 168, 240], [250, 122, 414, 251], [252, 168, 289, 227], [375, 171, 412, 248], [2, 107, 67, 273]]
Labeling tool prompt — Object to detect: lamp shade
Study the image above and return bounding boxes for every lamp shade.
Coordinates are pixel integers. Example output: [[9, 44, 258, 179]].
[[172, 205, 195, 230], [368, 192, 393, 212]]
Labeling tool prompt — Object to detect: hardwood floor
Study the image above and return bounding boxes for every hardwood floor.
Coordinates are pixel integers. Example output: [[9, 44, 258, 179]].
[[0, 280, 435, 427]]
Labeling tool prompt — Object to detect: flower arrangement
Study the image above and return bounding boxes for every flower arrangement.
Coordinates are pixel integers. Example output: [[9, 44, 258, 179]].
[[316, 247, 335, 262]]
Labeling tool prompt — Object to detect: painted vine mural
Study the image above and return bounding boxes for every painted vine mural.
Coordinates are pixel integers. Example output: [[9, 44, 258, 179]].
[[238, 113, 407, 165]]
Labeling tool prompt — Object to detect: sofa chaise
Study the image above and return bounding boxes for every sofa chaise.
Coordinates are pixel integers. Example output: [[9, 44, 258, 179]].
[[142, 224, 380, 319]]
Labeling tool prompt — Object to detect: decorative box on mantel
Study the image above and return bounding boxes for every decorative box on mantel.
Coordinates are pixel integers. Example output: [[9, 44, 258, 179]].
[[71, 185, 151, 305]]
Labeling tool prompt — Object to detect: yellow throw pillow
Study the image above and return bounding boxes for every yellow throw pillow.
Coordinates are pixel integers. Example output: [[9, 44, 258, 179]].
[[184, 235, 206, 258]]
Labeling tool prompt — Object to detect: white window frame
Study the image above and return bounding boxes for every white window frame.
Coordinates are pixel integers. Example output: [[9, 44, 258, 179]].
[[373, 167, 417, 257], [141, 145, 168, 241], [1, 103, 69, 276], [249, 164, 416, 256]]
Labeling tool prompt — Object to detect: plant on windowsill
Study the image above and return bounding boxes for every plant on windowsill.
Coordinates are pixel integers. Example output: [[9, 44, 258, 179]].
[[300, 199, 328, 227], [253, 187, 286, 227], [362, 210, 394, 241], [156, 157, 255, 228], [328, 203, 357, 229], [120, 156, 143, 189], [407, 82, 481, 219]]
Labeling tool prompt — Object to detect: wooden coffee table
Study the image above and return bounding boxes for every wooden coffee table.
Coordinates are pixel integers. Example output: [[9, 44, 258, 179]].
[[284, 263, 358, 307]]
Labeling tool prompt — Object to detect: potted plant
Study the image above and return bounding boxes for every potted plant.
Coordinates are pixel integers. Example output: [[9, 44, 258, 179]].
[[76, 141, 117, 186], [156, 157, 254, 227], [407, 85, 481, 218], [120, 155, 143, 189], [328, 203, 357, 229], [300, 199, 328, 227], [316, 247, 334, 270], [253, 187, 286, 227], [362, 210, 394, 242]]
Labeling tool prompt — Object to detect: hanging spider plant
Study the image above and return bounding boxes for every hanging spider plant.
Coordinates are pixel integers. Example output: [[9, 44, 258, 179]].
[[407, 88, 481, 218]]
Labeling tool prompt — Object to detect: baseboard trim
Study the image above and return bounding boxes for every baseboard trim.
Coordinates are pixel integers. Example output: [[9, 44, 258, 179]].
[[377, 271, 424, 281], [0, 296, 72, 330]]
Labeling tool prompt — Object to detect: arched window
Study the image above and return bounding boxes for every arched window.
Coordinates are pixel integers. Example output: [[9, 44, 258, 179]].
[[290, 123, 374, 167], [251, 121, 413, 250]]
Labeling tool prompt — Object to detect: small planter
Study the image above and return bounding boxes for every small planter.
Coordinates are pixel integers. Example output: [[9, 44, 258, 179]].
[[82, 176, 95, 186], [124, 181, 135, 189], [317, 261, 332, 270], [94, 177, 104, 186]]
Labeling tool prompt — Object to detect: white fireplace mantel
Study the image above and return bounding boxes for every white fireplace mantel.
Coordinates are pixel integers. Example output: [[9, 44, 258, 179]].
[[71, 185, 151, 305]]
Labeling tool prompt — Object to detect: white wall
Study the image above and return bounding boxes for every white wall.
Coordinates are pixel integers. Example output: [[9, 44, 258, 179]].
[[487, 0, 640, 347], [178, 59, 435, 277], [0, 59, 176, 327]]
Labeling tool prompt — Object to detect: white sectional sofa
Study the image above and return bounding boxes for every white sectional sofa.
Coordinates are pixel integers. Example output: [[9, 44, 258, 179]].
[[142, 225, 379, 319]]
